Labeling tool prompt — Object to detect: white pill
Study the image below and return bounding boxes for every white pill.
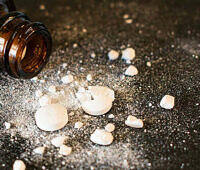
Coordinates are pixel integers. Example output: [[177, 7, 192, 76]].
[[59, 145, 72, 156], [88, 86, 115, 102], [51, 136, 67, 147], [61, 74, 74, 84], [81, 97, 112, 116], [125, 115, 143, 128], [125, 19, 133, 24], [35, 104, 68, 131], [160, 95, 175, 109], [13, 160, 26, 170], [108, 114, 115, 119], [90, 129, 113, 145], [105, 123, 115, 132], [39, 95, 52, 107], [146, 61, 151, 67], [125, 65, 138, 76], [74, 122, 83, 129], [91, 53, 96, 58], [33, 146, 45, 155], [122, 48, 135, 60], [108, 50, 119, 60]]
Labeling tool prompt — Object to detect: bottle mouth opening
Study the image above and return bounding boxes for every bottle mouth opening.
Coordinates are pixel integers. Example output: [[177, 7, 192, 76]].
[[16, 28, 52, 79], [20, 33, 47, 73]]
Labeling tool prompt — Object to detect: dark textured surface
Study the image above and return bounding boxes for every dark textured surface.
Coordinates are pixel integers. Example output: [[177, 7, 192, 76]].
[[0, 0, 200, 169]]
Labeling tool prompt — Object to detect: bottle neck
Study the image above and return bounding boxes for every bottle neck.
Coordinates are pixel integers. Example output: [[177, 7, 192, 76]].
[[0, 0, 52, 79]]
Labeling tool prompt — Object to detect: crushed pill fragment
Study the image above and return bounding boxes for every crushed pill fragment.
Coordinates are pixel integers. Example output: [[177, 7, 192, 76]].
[[108, 50, 119, 60], [108, 114, 115, 119], [125, 65, 138, 76], [123, 14, 129, 19], [61, 74, 74, 84], [160, 95, 175, 109], [51, 136, 67, 147], [125, 19, 133, 24], [35, 104, 68, 131], [90, 52, 96, 58], [146, 61, 151, 67], [105, 123, 115, 132], [48, 86, 56, 93], [74, 122, 83, 129], [4, 122, 11, 129], [33, 146, 45, 155], [39, 95, 52, 107], [13, 160, 26, 170], [59, 145, 72, 156], [90, 129, 114, 145], [86, 74, 92, 81], [35, 90, 43, 98], [125, 115, 144, 128], [122, 48, 135, 61]]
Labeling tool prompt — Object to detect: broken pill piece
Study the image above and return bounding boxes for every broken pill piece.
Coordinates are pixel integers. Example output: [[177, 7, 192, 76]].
[[122, 48, 135, 61], [125, 65, 138, 76], [90, 129, 114, 145], [33, 146, 45, 155], [105, 123, 115, 132], [35, 104, 68, 131], [51, 136, 67, 147], [59, 145, 72, 156], [160, 95, 175, 109], [108, 50, 119, 60], [125, 115, 143, 128], [61, 74, 74, 84]]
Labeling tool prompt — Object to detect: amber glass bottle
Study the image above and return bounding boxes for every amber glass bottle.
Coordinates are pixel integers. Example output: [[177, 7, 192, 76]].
[[0, 0, 52, 79]]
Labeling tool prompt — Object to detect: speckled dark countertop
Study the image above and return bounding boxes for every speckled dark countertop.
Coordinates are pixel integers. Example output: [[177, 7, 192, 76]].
[[0, 0, 200, 169]]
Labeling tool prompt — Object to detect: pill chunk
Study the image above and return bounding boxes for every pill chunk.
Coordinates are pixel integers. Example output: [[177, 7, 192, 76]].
[[122, 48, 135, 61], [59, 145, 72, 156], [74, 122, 83, 129], [13, 160, 26, 170], [125, 115, 143, 128], [108, 50, 119, 60], [160, 95, 175, 109], [125, 65, 138, 76], [33, 146, 45, 155], [48, 86, 56, 93], [51, 136, 67, 147], [35, 104, 68, 131], [4, 122, 11, 129], [90, 129, 113, 145], [105, 123, 115, 132]]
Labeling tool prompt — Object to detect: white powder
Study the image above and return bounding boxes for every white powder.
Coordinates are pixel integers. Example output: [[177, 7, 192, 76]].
[[74, 122, 83, 129], [13, 160, 26, 170], [4, 122, 11, 129], [33, 146, 45, 155], [61, 75, 74, 84], [59, 145, 72, 156], [51, 136, 67, 147]]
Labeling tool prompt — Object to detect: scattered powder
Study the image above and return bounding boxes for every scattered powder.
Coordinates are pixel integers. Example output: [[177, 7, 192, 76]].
[[35, 104, 68, 131], [13, 160, 26, 170], [48, 86, 57, 93], [59, 145, 72, 156], [160, 95, 175, 109], [90, 129, 114, 145], [105, 123, 115, 132], [125, 115, 144, 128], [125, 65, 138, 76], [108, 50, 119, 60]]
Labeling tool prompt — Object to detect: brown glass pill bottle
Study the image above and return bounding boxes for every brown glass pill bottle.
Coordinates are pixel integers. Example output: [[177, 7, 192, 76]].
[[0, 0, 52, 79]]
